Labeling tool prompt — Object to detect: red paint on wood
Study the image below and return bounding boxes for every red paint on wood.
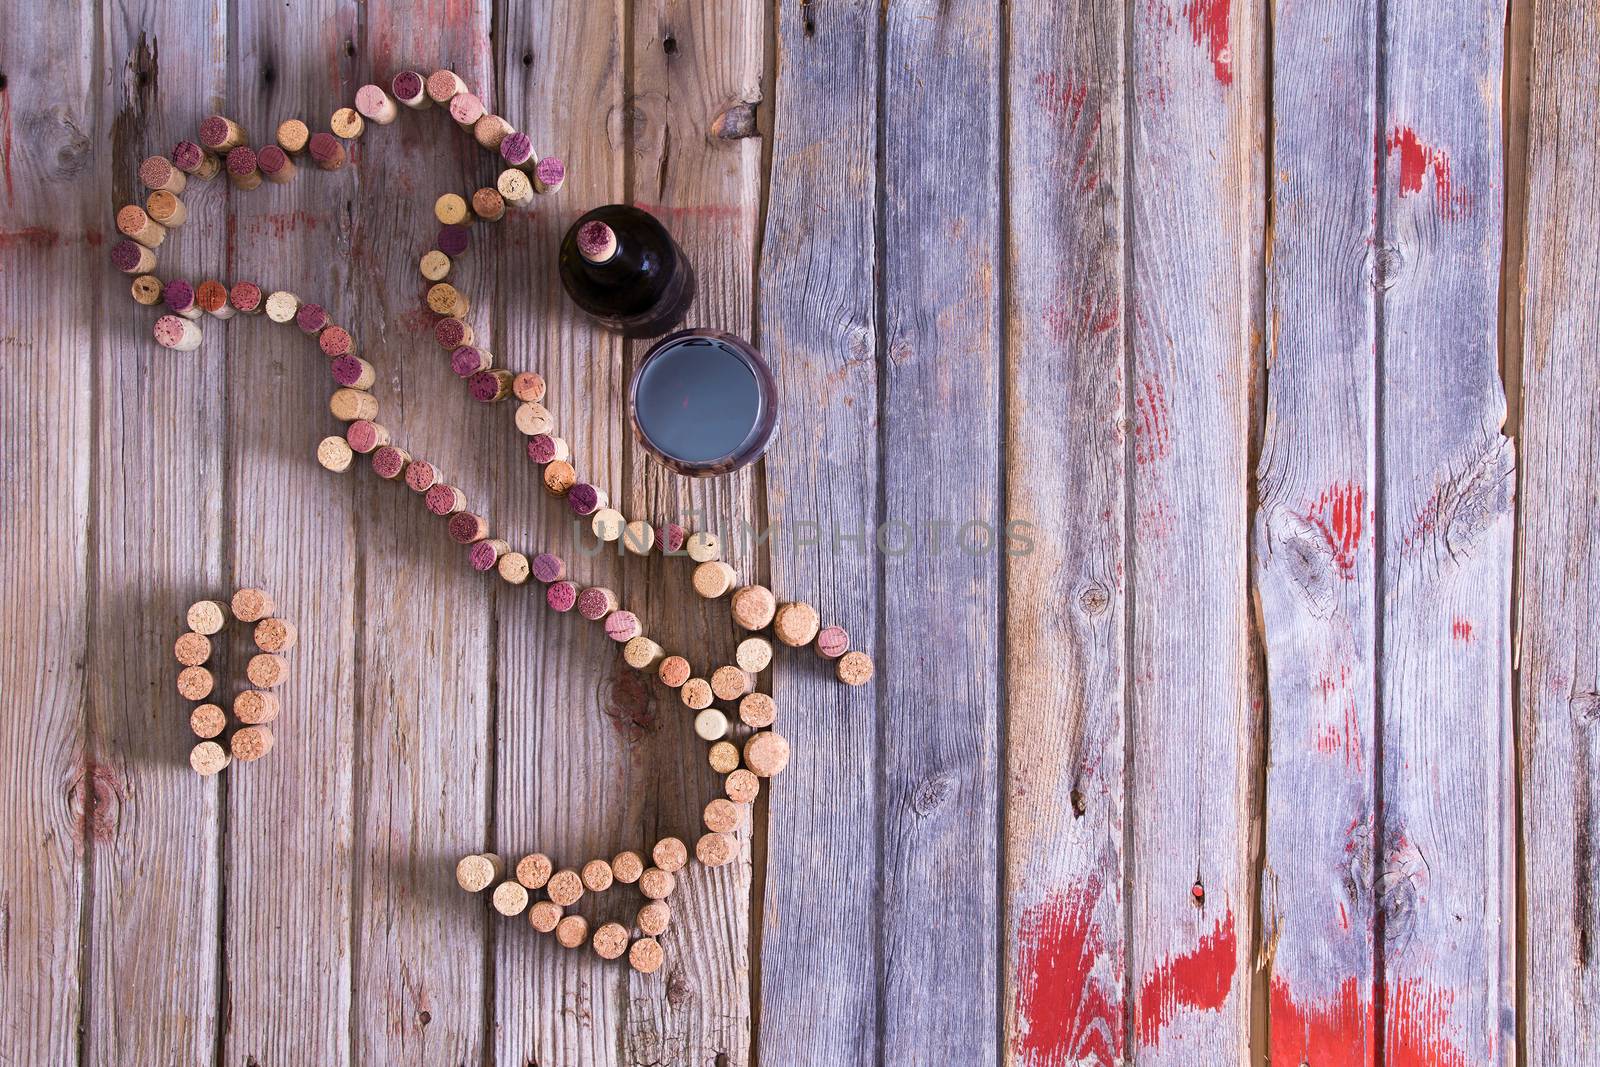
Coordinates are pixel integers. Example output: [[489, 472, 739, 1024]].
[[1134, 375, 1172, 464], [240, 209, 323, 240], [1303, 482, 1365, 579], [1181, 0, 1234, 86], [1269, 976, 1372, 1066], [1135, 909, 1237, 1046], [1386, 126, 1470, 219], [1044, 290, 1119, 343], [397, 307, 437, 336], [1450, 617, 1473, 642], [1014, 882, 1124, 1066], [1, 87, 13, 206], [1387, 980, 1470, 1067], [1313, 694, 1364, 769]]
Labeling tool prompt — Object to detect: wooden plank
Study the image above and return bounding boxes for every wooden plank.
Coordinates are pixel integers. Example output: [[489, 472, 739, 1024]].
[[1126, 0, 1265, 1059], [878, 1, 1002, 1060], [1000, 0, 1129, 1064], [1254, 3, 1380, 1064], [1518, 2, 1600, 1062], [756, 1, 881, 1063], [1376, 2, 1514, 1063], [0, 4, 98, 1063], [82, 3, 229, 1061]]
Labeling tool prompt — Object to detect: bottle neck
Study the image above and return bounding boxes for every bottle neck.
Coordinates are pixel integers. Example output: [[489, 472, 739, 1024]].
[[581, 230, 652, 283]]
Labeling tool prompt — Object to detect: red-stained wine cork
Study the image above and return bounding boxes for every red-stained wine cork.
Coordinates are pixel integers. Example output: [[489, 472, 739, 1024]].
[[708, 740, 740, 774], [405, 460, 443, 493], [450, 345, 491, 378], [773, 601, 821, 648], [499, 131, 536, 169], [468, 369, 514, 404], [474, 115, 513, 150], [254, 617, 297, 653], [174, 631, 211, 666], [528, 900, 562, 933], [426, 283, 468, 318], [391, 70, 428, 108], [515, 402, 554, 436], [744, 730, 791, 777], [497, 551, 530, 585], [153, 314, 203, 351], [640, 865, 678, 899], [319, 327, 355, 360], [233, 689, 281, 725], [448, 511, 489, 545], [622, 521, 656, 557], [590, 508, 625, 542], [592, 921, 629, 960], [111, 239, 157, 274], [229, 281, 265, 315], [195, 281, 235, 319], [725, 768, 760, 804], [177, 665, 213, 700], [317, 435, 354, 472], [623, 636, 665, 671], [190, 703, 227, 739], [576, 220, 616, 263], [542, 460, 576, 496], [693, 708, 729, 741], [186, 599, 228, 635], [658, 656, 691, 688], [657, 524, 688, 555], [329, 107, 365, 140], [296, 301, 330, 335], [710, 665, 755, 702], [307, 132, 346, 170], [533, 156, 566, 194], [190, 740, 230, 775], [419, 249, 451, 281], [735, 636, 773, 674], [509, 372, 546, 404], [424, 483, 467, 516], [371, 445, 411, 481], [331, 355, 375, 390], [496, 167, 532, 203], [355, 83, 398, 124], [330, 388, 380, 424], [448, 92, 485, 127], [546, 868, 584, 907], [696, 832, 737, 868], [836, 650, 875, 687], [679, 678, 713, 711], [577, 586, 618, 621], [637, 901, 671, 937], [434, 193, 470, 226], [456, 852, 505, 892], [131, 274, 164, 306], [343, 417, 389, 453], [264, 290, 299, 323], [139, 155, 187, 194], [164, 279, 201, 320], [246, 653, 289, 689], [426, 69, 469, 105], [470, 187, 505, 221], [116, 204, 166, 248], [555, 914, 589, 949], [171, 140, 220, 179], [231, 725, 274, 761], [604, 610, 642, 643], [530, 552, 565, 583], [274, 119, 310, 154], [629, 937, 665, 974], [581, 859, 614, 893], [200, 115, 248, 153], [545, 581, 578, 613], [225, 146, 262, 190], [567, 483, 607, 517], [730, 585, 777, 630], [231, 587, 275, 622], [686, 531, 721, 563], [468, 538, 509, 572], [434, 317, 472, 350], [438, 227, 467, 265], [515, 852, 552, 889], [527, 434, 569, 465], [146, 189, 188, 227], [738, 691, 777, 728], [257, 144, 296, 183], [692, 561, 737, 599], [492, 880, 530, 916]]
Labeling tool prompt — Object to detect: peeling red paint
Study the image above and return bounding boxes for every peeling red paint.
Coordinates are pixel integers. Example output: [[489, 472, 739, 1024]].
[[1269, 976, 1373, 1066], [1450, 617, 1473, 642], [1133, 375, 1171, 465], [1014, 882, 1124, 1066], [1181, 0, 1233, 86], [240, 209, 323, 240], [1033, 71, 1105, 193], [396, 307, 437, 336], [1386, 126, 1471, 219], [632, 200, 749, 222], [1314, 695, 1363, 769], [1303, 482, 1365, 579], [1043, 290, 1119, 343], [0, 227, 105, 251], [1387, 980, 1470, 1067], [1136, 910, 1236, 1046], [1, 86, 13, 206]]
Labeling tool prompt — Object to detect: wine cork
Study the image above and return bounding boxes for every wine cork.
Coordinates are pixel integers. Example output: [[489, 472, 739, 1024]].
[[710, 665, 754, 701], [317, 435, 355, 472], [131, 274, 164, 306], [545, 581, 578, 613], [419, 249, 451, 281], [163, 279, 201, 320], [246, 653, 289, 689], [190, 703, 227, 739], [577, 586, 618, 621], [254, 617, 297, 653], [686, 531, 721, 563], [153, 314, 202, 351], [190, 740, 230, 775], [651, 837, 688, 874], [735, 637, 773, 674], [171, 140, 220, 179], [330, 388, 380, 422], [434, 317, 473, 350], [257, 144, 296, 183], [406, 461, 444, 493], [199, 115, 248, 153], [427, 283, 468, 317], [581, 859, 614, 893], [704, 798, 743, 834], [533, 156, 566, 194], [708, 740, 740, 774], [110, 239, 156, 275], [612, 850, 645, 884], [449, 92, 485, 127], [555, 914, 589, 949], [738, 692, 777, 728], [692, 561, 737, 599], [731, 586, 777, 630], [622, 636, 664, 671], [696, 832, 737, 868], [344, 417, 388, 458], [497, 551, 531, 585], [590, 507, 625, 542], [308, 132, 346, 170], [332, 355, 376, 390], [436, 223, 468, 260], [448, 511, 489, 545], [725, 768, 760, 804], [629, 937, 665, 974], [264, 290, 300, 323], [186, 599, 228, 635], [231, 587, 275, 622], [391, 70, 428, 108], [744, 731, 791, 777], [146, 189, 188, 227], [576, 220, 616, 262], [527, 435, 570, 465], [496, 167, 532, 203], [604, 611, 642, 643], [657, 524, 688, 555], [499, 131, 536, 169], [173, 631, 211, 666], [230, 725, 274, 761], [138, 154, 187, 194], [546, 868, 584, 907], [530, 553, 565, 583], [195, 280, 235, 319], [426, 69, 469, 105], [434, 193, 470, 226], [275, 119, 310, 153], [693, 708, 728, 741], [226, 146, 262, 190], [468, 538, 510, 572], [637, 901, 671, 937], [566, 484, 607, 518], [679, 678, 713, 711], [471, 187, 505, 222], [837, 650, 875, 687], [116, 204, 166, 248], [528, 900, 562, 933], [773, 602, 821, 647], [177, 665, 214, 701], [658, 656, 691, 688], [474, 115, 513, 150], [515, 852, 553, 889], [355, 83, 399, 124], [296, 302, 331, 335], [329, 107, 365, 140], [592, 921, 629, 960], [515, 402, 554, 436], [622, 520, 656, 556], [423, 484, 463, 517], [491, 881, 529, 916], [639, 867, 676, 900], [512, 372, 546, 403], [456, 852, 505, 892], [227, 281, 263, 315], [234, 689, 280, 725], [543, 460, 576, 496], [465, 369, 513, 405]]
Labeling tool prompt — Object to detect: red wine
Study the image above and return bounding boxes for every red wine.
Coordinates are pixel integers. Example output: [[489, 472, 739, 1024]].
[[629, 330, 779, 477], [558, 205, 696, 338]]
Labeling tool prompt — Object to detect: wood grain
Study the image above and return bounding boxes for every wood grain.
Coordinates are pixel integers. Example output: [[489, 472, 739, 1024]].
[[1001, 1, 1129, 1065], [1518, 2, 1600, 1062]]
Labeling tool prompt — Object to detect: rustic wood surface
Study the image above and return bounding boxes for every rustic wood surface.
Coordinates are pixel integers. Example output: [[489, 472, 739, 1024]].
[[0, 1, 1591, 1064]]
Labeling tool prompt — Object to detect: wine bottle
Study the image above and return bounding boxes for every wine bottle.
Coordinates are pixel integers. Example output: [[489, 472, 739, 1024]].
[[558, 205, 697, 338]]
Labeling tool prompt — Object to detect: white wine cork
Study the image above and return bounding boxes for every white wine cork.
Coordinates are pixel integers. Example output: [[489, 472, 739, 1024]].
[[420, 249, 452, 281], [623, 636, 665, 671], [230, 725, 274, 761], [692, 560, 738, 599], [190, 740, 230, 775], [234, 689, 281, 725], [528, 899, 562, 933], [186, 599, 228, 635], [744, 730, 791, 777], [773, 601, 821, 647], [317, 435, 355, 472], [730, 585, 777, 630], [246, 654, 288, 689], [515, 852, 553, 889], [638, 867, 676, 900], [651, 837, 688, 873], [611, 850, 645, 884], [686, 531, 721, 563], [590, 507, 625, 542], [735, 636, 773, 673], [497, 167, 532, 203], [738, 692, 777, 728], [497, 551, 531, 585], [637, 900, 671, 936], [726, 768, 760, 804], [434, 193, 470, 226], [581, 858, 614, 893], [704, 798, 742, 834], [696, 831, 737, 868], [837, 650, 875, 687], [491, 880, 530, 916], [555, 914, 590, 949], [329, 107, 365, 139], [190, 703, 226, 738], [173, 631, 211, 666], [710, 665, 755, 701], [265, 290, 300, 323], [679, 678, 713, 711], [693, 708, 729, 741], [592, 921, 630, 960], [629, 937, 665, 973], [254, 617, 297, 652], [456, 852, 505, 892], [546, 868, 584, 907], [177, 665, 214, 700], [707, 740, 740, 774], [622, 520, 655, 555]]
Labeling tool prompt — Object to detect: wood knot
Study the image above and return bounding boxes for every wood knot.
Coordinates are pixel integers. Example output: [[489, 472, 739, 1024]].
[[1077, 580, 1111, 617], [68, 760, 123, 847], [1266, 507, 1336, 619], [1572, 692, 1600, 727], [665, 968, 693, 1009], [1438, 437, 1515, 560], [1372, 243, 1404, 291], [912, 771, 956, 816], [710, 100, 759, 140]]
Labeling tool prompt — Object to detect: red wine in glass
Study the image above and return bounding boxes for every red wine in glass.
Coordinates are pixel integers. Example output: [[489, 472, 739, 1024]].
[[559, 205, 696, 339], [629, 329, 779, 477]]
